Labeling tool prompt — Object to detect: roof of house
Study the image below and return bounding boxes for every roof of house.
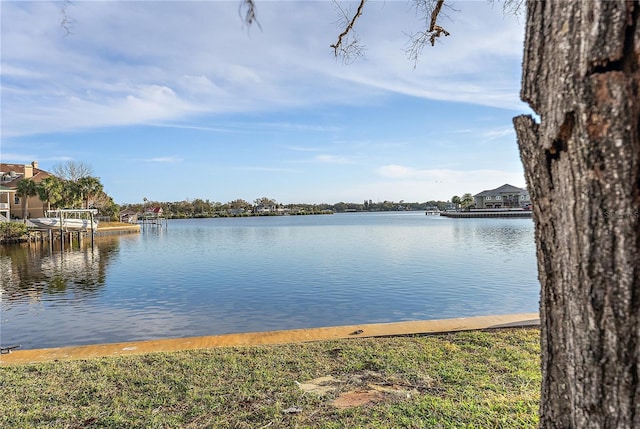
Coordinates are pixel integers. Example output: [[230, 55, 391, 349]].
[[474, 184, 528, 198], [0, 162, 52, 188]]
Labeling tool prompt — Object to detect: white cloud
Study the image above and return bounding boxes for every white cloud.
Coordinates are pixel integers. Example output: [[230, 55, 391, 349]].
[[145, 157, 183, 163], [1, 64, 45, 79], [316, 1, 527, 110], [236, 166, 303, 173], [482, 127, 516, 141], [315, 155, 353, 164], [373, 164, 527, 200], [1, 1, 525, 138], [377, 164, 522, 182], [148, 123, 235, 133], [377, 164, 416, 179], [283, 145, 322, 152], [1, 1, 528, 205], [259, 122, 339, 132], [0, 152, 34, 163]]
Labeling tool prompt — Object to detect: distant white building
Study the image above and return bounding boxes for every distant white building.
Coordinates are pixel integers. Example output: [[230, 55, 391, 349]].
[[254, 204, 276, 214], [474, 184, 530, 209]]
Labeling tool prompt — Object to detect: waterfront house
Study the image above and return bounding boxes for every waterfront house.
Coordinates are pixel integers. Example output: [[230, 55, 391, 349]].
[[0, 185, 16, 221], [255, 204, 277, 214], [0, 161, 52, 219], [143, 206, 164, 219], [473, 184, 530, 209], [226, 208, 246, 215], [119, 209, 139, 223]]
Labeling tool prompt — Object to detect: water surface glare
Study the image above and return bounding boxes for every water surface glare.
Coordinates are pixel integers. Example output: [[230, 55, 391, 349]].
[[1, 212, 539, 349]]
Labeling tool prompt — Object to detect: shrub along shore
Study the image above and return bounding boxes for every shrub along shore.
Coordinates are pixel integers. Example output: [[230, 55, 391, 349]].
[[1, 328, 540, 428]]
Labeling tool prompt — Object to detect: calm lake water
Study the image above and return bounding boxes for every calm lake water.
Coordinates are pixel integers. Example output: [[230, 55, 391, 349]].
[[1, 212, 539, 349]]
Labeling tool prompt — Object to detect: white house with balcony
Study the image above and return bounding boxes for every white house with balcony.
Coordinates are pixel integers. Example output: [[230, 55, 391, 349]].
[[0, 185, 16, 221]]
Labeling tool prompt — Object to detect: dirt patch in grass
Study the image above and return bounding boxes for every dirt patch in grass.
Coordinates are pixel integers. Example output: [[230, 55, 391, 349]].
[[296, 370, 429, 409]]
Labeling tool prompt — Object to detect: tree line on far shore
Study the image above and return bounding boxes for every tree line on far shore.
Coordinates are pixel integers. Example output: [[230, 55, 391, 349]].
[[13, 160, 473, 221], [121, 197, 459, 219]]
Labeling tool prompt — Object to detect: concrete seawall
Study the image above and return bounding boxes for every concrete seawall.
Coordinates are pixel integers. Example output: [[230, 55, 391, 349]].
[[96, 224, 141, 235], [440, 211, 532, 218], [1, 313, 539, 366]]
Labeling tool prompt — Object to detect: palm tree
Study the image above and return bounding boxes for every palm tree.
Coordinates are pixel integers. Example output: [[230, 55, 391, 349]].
[[16, 178, 38, 222], [37, 176, 64, 212], [76, 176, 103, 209], [460, 193, 475, 210]]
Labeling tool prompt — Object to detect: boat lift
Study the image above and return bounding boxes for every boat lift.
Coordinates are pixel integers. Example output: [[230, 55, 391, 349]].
[[29, 209, 98, 249]]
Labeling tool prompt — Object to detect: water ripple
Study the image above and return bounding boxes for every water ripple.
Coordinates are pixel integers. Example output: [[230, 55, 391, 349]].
[[2, 213, 538, 349]]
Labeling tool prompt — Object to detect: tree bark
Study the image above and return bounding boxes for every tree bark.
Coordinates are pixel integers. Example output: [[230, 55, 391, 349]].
[[513, 1, 640, 427]]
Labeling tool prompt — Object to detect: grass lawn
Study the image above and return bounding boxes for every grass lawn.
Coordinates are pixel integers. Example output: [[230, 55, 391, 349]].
[[1, 328, 540, 428]]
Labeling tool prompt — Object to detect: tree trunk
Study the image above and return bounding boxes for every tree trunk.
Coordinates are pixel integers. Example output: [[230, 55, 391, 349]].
[[21, 199, 28, 223], [513, 1, 640, 427]]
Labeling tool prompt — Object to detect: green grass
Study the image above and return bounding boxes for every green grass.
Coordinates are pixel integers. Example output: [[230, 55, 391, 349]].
[[1, 328, 540, 428]]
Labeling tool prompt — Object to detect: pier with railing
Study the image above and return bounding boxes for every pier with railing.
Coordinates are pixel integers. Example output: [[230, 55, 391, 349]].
[[440, 209, 532, 218]]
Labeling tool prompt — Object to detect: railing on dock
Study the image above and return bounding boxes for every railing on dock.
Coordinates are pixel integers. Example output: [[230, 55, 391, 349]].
[[138, 214, 167, 229], [439, 209, 532, 218], [26, 209, 98, 249]]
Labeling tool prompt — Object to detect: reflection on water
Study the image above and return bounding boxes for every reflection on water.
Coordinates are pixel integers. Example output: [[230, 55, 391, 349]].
[[1, 237, 118, 300], [1, 213, 539, 349]]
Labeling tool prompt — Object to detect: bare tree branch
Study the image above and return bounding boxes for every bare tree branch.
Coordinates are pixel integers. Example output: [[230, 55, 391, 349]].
[[328, 0, 453, 67], [60, 0, 76, 36], [490, 0, 525, 17], [428, 0, 445, 32], [330, 0, 367, 63], [404, 0, 457, 68], [239, 0, 262, 31], [53, 160, 94, 181], [241, 0, 521, 67]]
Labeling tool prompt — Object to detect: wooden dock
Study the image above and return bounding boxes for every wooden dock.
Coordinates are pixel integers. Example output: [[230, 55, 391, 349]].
[[95, 224, 140, 235], [440, 210, 532, 218], [25, 223, 140, 244]]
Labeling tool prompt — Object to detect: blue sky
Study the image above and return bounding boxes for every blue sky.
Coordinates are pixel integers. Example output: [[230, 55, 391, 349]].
[[1, 0, 530, 205]]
